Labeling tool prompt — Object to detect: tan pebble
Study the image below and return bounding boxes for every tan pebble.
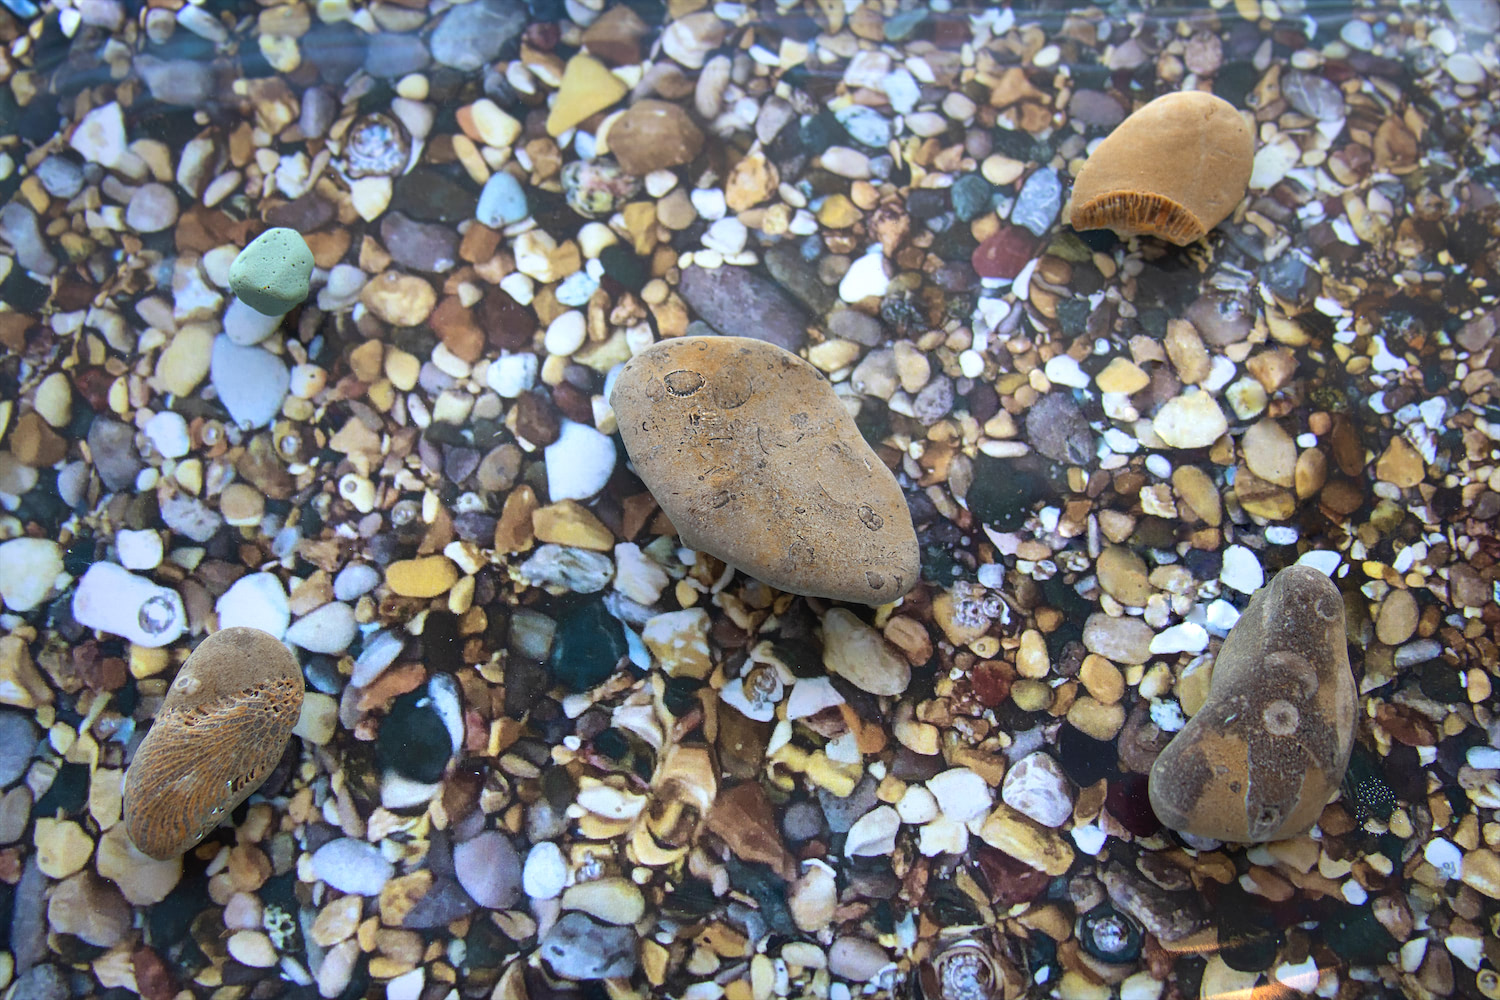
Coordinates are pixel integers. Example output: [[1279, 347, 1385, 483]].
[[976, 803, 1075, 876], [1078, 654, 1125, 705], [1375, 436, 1424, 487], [611, 336, 917, 605], [642, 608, 712, 679], [532, 500, 614, 551], [220, 482, 266, 526], [546, 54, 628, 137], [606, 99, 704, 175], [34, 817, 95, 878], [154, 325, 215, 396], [1172, 465, 1222, 526], [360, 272, 436, 327], [0, 634, 54, 708], [124, 627, 303, 859], [1242, 419, 1296, 488], [1015, 628, 1050, 678], [1096, 545, 1152, 607], [1010, 679, 1053, 712], [725, 151, 778, 212], [1149, 566, 1355, 842], [1095, 357, 1149, 395], [561, 877, 645, 925], [1374, 589, 1418, 645], [1164, 319, 1210, 385], [348, 339, 384, 383], [1068, 91, 1254, 246], [385, 556, 460, 598], [312, 894, 365, 947], [822, 608, 910, 696], [1154, 389, 1228, 449], [493, 486, 537, 553], [1461, 848, 1500, 900], [1067, 696, 1125, 740], [34, 372, 72, 428]]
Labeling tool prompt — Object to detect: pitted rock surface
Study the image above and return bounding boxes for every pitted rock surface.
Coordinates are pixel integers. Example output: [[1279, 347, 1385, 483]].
[[612, 336, 918, 605], [1148, 564, 1355, 842], [124, 627, 304, 859]]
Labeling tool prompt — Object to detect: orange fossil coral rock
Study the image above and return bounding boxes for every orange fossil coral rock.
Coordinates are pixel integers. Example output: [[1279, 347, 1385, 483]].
[[124, 626, 304, 859], [1148, 565, 1355, 843], [611, 336, 918, 605], [1068, 91, 1254, 246]]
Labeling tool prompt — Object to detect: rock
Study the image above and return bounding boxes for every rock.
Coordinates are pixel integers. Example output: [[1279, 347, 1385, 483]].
[[475, 172, 529, 228], [159, 491, 224, 543], [35, 155, 84, 199], [1153, 389, 1229, 449], [822, 608, 911, 695], [971, 226, 1038, 280], [0, 203, 57, 276], [380, 211, 458, 273], [229, 228, 315, 316], [1242, 418, 1296, 487], [224, 297, 284, 346], [546, 600, 627, 691], [546, 54, 628, 137], [72, 563, 186, 647], [285, 602, 357, 654], [828, 937, 891, 982], [521, 545, 614, 594], [523, 841, 568, 900], [1001, 752, 1074, 828], [0, 711, 36, 786], [0, 538, 62, 612], [386, 556, 460, 598], [123, 627, 304, 859], [1025, 390, 1094, 464], [544, 419, 617, 501], [48, 871, 131, 947], [312, 837, 394, 896], [361, 271, 437, 327], [612, 337, 918, 605], [454, 830, 522, 909], [135, 55, 213, 105], [125, 182, 179, 233], [0, 636, 51, 709], [429, 0, 526, 71], [211, 336, 290, 430], [1149, 566, 1354, 842], [216, 572, 290, 639], [677, 265, 810, 352], [88, 418, 142, 491], [69, 101, 127, 168], [1012, 166, 1062, 235], [608, 100, 705, 176], [539, 912, 638, 980], [561, 877, 645, 925], [1068, 91, 1254, 246]]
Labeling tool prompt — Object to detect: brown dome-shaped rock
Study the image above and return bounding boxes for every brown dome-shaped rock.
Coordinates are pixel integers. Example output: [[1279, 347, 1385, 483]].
[[124, 626, 304, 859], [607, 100, 705, 176], [1148, 565, 1354, 842], [612, 336, 918, 605], [1067, 91, 1254, 246]]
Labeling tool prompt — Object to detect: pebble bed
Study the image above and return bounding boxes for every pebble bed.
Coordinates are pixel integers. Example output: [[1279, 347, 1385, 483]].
[[0, 0, 1498, 998]]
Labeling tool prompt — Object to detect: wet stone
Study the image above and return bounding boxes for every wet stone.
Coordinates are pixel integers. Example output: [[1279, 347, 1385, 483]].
[[547, 600, 628, 692], [539, 911, 638, 980], [87, 418, 142, 492], [677, 265, 811, 352], [380, 212, 458, 273], [1026, 390, 1095, 464], [612, 337, 918, 605]]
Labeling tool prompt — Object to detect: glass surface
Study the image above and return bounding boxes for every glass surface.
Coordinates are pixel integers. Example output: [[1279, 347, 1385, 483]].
[[0, 0, 1497, 998]]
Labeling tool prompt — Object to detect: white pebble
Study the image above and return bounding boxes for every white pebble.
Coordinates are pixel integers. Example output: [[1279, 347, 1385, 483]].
[[1423, 837, 1462, 879], [845, 805, 900, 857], [0, 538, 63, 612], [543, 310, 587, 357], [285, 601, 357, 654], [1149, 699, 1186, 733], [333, 563, 380, 601], [703, 217, 747, 255], [544, 420, 616, 501], [926, 768, 991, 823], [1042, 354, 1088, 388], [895, 785, 938, 824], [523, 841, 567, 900], [838, 251, 891, 303], [144, 411, 191, 459], [116, 528, 164, 571], [216, 571, 290, 640], [1070, 824, 1107, 855], [72, 562, 185, 647], [1295, 550, 1342, 576], [1149, 622, 1208, 655], [486, 353, 538, 398], [690, 188, 727, 221], [1219, 544, 1264, 595]]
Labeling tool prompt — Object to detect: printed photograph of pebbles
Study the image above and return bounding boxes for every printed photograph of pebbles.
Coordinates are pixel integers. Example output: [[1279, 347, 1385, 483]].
[[0, 0, 1498, 997]]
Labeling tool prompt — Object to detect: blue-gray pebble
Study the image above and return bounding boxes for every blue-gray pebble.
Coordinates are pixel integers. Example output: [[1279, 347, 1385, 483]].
[[229, 227, 315, 317], [476, 172, 529, 228]]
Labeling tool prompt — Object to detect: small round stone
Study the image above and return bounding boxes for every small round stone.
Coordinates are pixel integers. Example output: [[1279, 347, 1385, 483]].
[[229, 227, 316, 317], [123, 627, 304, 859]]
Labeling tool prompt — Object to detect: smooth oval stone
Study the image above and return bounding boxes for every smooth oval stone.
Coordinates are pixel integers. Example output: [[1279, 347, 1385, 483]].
[[612, 336, 917, 605], [1148, 565, 1354, 842], [1068, 91, 1254, 246], [123, 627, 304, 859], [229, 227, 315, 316]]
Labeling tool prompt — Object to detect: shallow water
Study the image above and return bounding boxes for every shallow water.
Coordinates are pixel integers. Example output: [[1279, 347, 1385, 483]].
[[1, 0, 1499, 998]]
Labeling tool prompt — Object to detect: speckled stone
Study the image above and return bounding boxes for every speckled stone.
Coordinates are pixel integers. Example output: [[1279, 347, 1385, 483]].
[[612, 336, 918, 604], [1148, 566, 1355, 842], [123, 627, 304, 859]]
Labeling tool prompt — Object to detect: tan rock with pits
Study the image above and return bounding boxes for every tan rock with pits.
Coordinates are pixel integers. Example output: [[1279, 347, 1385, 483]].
[[124, 627, 304, 859], [1148, 565, 1355, 842], [1068, 91, 1254, 246], [611, 336, 918, 605]]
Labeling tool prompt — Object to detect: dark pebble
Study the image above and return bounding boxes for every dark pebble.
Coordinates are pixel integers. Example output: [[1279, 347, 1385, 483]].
[[1077, 903, 1143, 963], [1055, 724, 1120, 787], [950, 174, 993, 222], [1025, 390, 1095, 465], [378, 687, 455, 783], [677, 264, 811, 352], [965, 455, 1049, 531], [546, 601, 627, 692], [971, 226, 1038, 280]]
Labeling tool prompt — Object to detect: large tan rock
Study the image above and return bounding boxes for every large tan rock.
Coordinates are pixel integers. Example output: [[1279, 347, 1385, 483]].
[[124, 627, 304, 859], [1148, 565, 1355, 842], [612, 336, 918, 605], [1068, 91, 1254, 246]]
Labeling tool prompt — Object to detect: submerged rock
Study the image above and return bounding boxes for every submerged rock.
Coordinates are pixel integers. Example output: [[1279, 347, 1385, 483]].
[[1148, 565, 1355, 842]]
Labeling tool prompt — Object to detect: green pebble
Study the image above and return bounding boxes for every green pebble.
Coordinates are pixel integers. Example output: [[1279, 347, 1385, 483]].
[[228, 227, 314, 316]]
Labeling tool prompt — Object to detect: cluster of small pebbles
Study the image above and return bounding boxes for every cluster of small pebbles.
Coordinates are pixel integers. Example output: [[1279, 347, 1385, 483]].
[[0, 0, 1499, 999]]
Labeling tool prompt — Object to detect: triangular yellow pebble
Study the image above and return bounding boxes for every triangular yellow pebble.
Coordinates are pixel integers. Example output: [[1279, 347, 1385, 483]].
[[546, 54, 628, 137]]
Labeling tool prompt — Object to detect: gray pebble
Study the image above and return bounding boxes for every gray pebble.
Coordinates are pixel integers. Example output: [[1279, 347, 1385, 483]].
[[539, 912, 639, 980], [1011, 167, 1062, 236], [87, 418, 143, 492], [1025, 390, 1095, 464], [134, 54, 214, 106], [159, 491, 224, 543], [429, 0, 526, 71], [0, 202, 58, 277], [0, 712, 37, 787], [35, 156, 83, 199], [0, 787, 31, 845], [818, 773, 879, 834], [380, 211, 458, 273], [520, 545, 614, 594], [678, 264, 811, 352], [454, 830, 523, 909]]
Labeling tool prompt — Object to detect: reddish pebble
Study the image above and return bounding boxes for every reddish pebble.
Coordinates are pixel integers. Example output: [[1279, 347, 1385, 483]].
[[971, 226, 1039, 280]]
